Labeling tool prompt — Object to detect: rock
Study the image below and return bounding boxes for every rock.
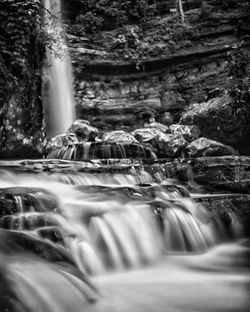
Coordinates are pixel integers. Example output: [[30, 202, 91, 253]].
[[148, 118, 169, 133], [159, 133, 188, 158], [67, 119, 98, 141], [46, 133, 79, 151], [46, 141, 155, 160], [170, 124, 201, 142], [162, 156, 250, 194], [102, 130, 139, 144], [132, 128, 187, 158], [185, 137, 237, 157], [0, 187, 59, 218], [132, 127, 165, 143], [161, 90, 185, 111], [180, 95, 250, 146], [83, 142, 155, 159], [0, 229, 74, 265]]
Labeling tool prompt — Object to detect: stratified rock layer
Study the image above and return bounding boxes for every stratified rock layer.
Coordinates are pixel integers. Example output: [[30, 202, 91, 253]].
[[68, 1, 250, 133], [163, 156, 250, 194]]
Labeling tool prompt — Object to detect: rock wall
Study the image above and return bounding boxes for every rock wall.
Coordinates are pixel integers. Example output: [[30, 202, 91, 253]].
[[0, 0, 45, 159], [66, 0, 250, 131], [72, 51, 230, 130]]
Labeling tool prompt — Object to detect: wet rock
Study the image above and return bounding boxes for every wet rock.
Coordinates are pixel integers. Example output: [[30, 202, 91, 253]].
[[0, 187, 59, 217], [0, 229, 74, 265], [163, 156, 250, 194], [185, 137, 237, 157], [132, 127, 165, 143], [102, 130, 139, 144], [132, 128, 187, 158], [47, 141, 155, 160], [67, 119, 98, 141], [87, 142, 154, 159], [46, 133, 79, 151], [170, 124, 200, 142], [159, 133, 188, 158], [180, 95, 250, 146], [148, 119, 169, 133]]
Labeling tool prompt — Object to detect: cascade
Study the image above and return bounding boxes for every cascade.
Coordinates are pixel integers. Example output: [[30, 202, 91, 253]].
[[1, 0, 250, 310], [42, 0, 75, 137], [0, 169, 244, 271], [0, 165, 249, 311]]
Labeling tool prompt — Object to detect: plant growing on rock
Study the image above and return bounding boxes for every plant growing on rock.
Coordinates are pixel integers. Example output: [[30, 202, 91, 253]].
[[226, 44, 250, 117], [75, 0, 157, 33], [0, 0, 59, 157], [111, 26, 146, 69]]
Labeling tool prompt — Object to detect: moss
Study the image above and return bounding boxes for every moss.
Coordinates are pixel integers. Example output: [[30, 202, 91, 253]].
[[0, 0, 45, 158]]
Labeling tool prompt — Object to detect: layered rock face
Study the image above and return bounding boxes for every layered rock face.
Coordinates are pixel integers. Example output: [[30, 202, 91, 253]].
[[64, 0, 250, 134], [162, 156, 250, 194]]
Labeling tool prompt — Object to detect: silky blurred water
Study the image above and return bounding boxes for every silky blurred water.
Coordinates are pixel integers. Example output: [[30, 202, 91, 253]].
[[0, 168, 249, 312]]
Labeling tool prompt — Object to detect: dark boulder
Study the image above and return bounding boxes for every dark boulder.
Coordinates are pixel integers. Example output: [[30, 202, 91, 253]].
[[0, 187, 59, 217], [163, 156, 250, 194], [180, 95, 250, 148], [47, 141, 155, 160], [0, 229, 74, 265], [67, 119, 98, 141]]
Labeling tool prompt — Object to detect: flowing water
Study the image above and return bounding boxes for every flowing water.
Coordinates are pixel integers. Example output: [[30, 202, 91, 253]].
[[42, 0, 75, 137], [2, 0, 250, 310], [0, 166, 249, 311]]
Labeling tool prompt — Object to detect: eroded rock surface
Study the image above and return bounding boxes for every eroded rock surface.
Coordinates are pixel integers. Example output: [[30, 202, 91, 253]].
[[102, 130, 139, 144], [132, 127, 187, 158], [180, 95, 250, 147], [163, 156, 250, 193], [170, 124, 200, 142], [67, 119, 98, 141], [185, 137, 237, 157]]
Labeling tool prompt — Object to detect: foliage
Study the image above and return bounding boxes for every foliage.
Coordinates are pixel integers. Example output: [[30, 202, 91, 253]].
[[74, 0, 157, 33], [226, 44, 250, 117], [0, 0, 45, 155], [111, 26, 146, 68]]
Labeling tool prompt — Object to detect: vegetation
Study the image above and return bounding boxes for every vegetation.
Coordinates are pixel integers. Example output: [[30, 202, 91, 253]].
[[73, 0, 158, 34], [226, 45, 250, 117], [0, 0, 45, 156]]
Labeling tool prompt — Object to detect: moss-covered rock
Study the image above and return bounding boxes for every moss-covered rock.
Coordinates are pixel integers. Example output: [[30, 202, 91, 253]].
[[0, 0, 45, 159], [180, 95, 250, 148], [185, 137, 237, 157]]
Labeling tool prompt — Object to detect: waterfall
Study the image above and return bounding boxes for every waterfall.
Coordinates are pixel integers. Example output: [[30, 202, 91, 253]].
[[0, 169, 245, 274], [42, 0, 75, 138], [0, 166, 249, 311]]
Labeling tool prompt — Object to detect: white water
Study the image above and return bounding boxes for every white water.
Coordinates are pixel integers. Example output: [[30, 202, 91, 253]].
[[0, 169, 244, 273], [0, 168, 249, 311], [43, 0, 75, 137]]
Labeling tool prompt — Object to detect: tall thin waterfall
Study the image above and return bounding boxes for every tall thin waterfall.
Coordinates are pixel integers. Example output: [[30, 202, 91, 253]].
[[43, 0, 75, 138]]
